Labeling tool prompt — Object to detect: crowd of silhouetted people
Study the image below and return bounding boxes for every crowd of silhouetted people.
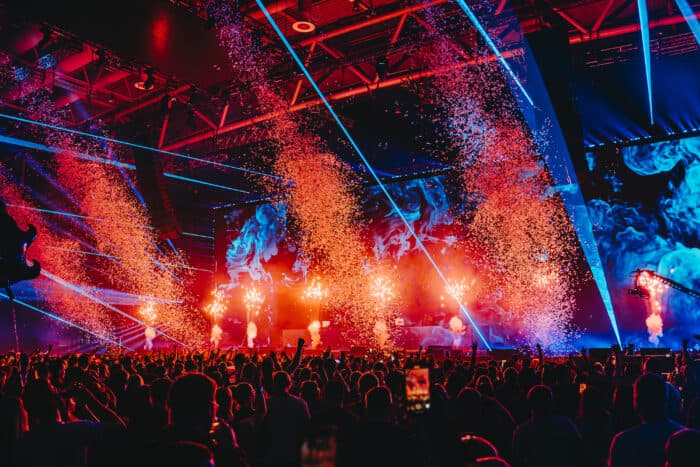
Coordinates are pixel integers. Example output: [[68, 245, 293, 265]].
[[1, 338, 700, 467]]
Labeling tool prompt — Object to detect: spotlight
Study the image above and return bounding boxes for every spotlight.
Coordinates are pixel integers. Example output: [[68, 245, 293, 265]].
[[134, 67, 155, 91], [375, 56, 388, 81], [292, 21, 315, 33], [294, 0, 316, 33]]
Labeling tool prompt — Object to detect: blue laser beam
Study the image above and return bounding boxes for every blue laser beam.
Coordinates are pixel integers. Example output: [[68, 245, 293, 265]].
[[255, 0, 491, 350], [674, 0, 700, 45], [520, 42, 622, 346], [0, 134, 249, 193], [0, 111, 283, 180], [40, 270, 189, 347], [182, 231, 215, 239], [453, 0, 534, 106], [0, 292, 134, 351], [637, 0, 654, 124]]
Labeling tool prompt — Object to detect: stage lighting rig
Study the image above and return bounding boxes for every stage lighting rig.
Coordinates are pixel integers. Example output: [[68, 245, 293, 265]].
[[630, 269, 700, 301], [134, 67, 155, 91]]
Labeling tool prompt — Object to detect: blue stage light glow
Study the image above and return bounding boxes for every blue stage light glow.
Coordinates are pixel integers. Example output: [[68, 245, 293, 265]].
[[0, 292, 134, 350], [517, 34, 623, 346], [254, 0, 492, 349], [182, 231, 215, 240], [452, 0, 533, 106], [36, 53, 57, 69], [0, 112, 282, 180], [637, 0, 654, 124], [674, 0, 700, 46], [584, 135, 700, 347], [13, 66, 29, 81]]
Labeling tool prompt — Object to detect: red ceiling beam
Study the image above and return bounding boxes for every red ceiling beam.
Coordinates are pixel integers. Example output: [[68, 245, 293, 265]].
[[162, 49, 520, 152], [316, 42, 372, 84], [54, 71, 130, 108], [112, 84, 191, 121], [592, 0, 616, 33], [297, 0, 448, 47], [163, 6, 700, 152], [569, 10, 700, 43]]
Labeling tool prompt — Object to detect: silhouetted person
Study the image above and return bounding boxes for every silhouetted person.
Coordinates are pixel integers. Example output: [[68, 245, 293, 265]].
[[155, 373, 245, 467], [664, 428, 700, 467], [259, 371, 310, 466], [576, 387, 613, 467], [512, 384, 583, 467], [609, 373, 684, 467], [348, 386, 421, 467]]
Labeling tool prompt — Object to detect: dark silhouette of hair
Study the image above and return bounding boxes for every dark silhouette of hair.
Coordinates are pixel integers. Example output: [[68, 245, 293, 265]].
[[634, 372, 667, 422], [232, 382, 254, 409], [365, 386, 392, 420], [527, 385, 554, 416], [272, 371, 291, 393], [168, 373, 216, 426], [323, 380, 345, 407]]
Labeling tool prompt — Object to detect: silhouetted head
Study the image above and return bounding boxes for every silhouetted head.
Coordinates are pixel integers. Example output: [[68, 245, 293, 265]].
[[232, 382, 255, 410], [358, 372, 379, 399], [365, 386, 393, 421], [476, 375, 494, 397], [580, 386, 607, 417], [323, 380, 345, 407], [634, 372, 667, 422], [527, 385, 554, 417], [168, 373, 217, 431], [272, 371, 292, 394], [22, 379, 61, 427], [300, 380, 320, 404], [215, 386, 233, 420], [150, 378, 172, 410]]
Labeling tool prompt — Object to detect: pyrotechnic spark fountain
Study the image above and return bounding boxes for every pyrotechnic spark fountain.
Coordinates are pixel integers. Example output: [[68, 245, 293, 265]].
[[254, 0, 491, 350], [370, 275, 395, 310], [449, 316, 466, 348], [373, 319, 390, 349], [636, 270, 668, 344], [243, 286, 264, 348], [446, 277, 475, 303], [307, 320, 321, 350], [370, 275, 395, 348], [303, 277, 327, 349], [40, 270, 188, 346], [205, 288, 227, 348], [139, 302, 157, 350]]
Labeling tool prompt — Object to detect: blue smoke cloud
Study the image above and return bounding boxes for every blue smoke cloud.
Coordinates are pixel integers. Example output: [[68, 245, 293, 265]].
[[225, 202, 288, 289], [586, 135, 700, 346], [365, 176, 454, 261], [224, 176, 455, 290]]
